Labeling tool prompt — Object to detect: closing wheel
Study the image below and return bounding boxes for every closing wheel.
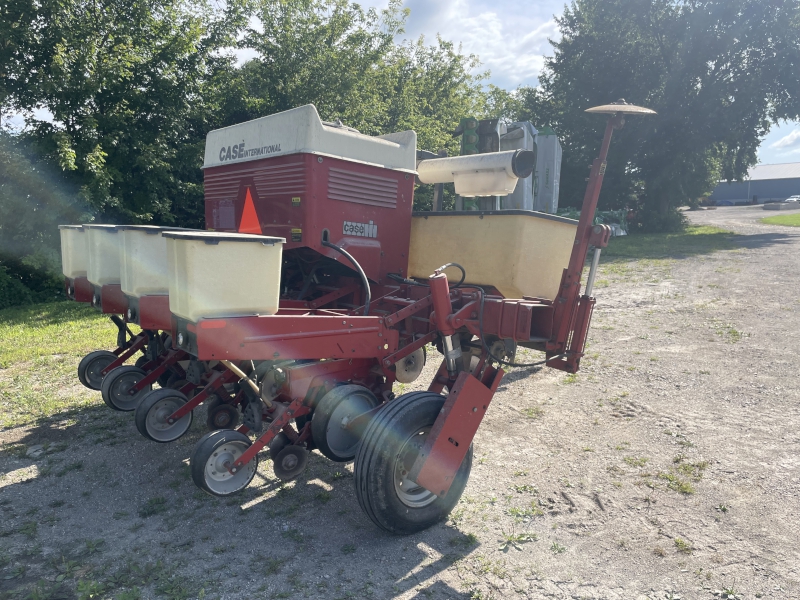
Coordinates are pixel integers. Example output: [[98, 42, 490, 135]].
[[311, 385, 379, 462], [394, 347, 426, 384], [77, 350, 117, 390], [135, 388, 193, 442], [268, 432, 291, 460], [206, 396, 240, 431], [191, 430, 258, 497], [354, 391, 473, 535], [135, 355, 148, 369], [273, 445, 308, 481], [100, 365, 152, 411]]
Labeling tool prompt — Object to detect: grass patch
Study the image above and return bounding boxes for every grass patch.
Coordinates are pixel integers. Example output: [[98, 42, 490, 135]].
[[138, 497, 168, 518], [0, 301, 129, 428], [761, 212, 800, 227], [602, 225, 736, 261], [499, 532, 537, 551]]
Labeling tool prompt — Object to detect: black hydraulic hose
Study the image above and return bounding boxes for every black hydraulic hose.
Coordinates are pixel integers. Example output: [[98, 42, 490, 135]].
[[435, 262, 466, 287], [321, 240, 371, 316]]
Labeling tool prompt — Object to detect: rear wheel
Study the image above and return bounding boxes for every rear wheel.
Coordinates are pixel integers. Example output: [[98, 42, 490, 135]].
[[191, 430, 257, 496], [135, 388, 193, 442], [311, 385, 379, 462], [77, 350, 117, 390], [354, 391, 473, 535], [101, 365, 152, 411]]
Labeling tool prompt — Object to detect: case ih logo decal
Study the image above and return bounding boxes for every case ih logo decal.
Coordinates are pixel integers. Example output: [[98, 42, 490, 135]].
[[218, 142, 282, 162], [343, 221, 377, 238]]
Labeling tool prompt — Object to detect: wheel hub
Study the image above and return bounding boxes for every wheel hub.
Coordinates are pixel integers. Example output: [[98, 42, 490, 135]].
[[206, 443, 252, 484], [394, 427, 436, 508]]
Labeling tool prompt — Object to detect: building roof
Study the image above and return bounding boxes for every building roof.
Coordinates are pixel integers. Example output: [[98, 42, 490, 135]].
[[745, 162, 800, 181]]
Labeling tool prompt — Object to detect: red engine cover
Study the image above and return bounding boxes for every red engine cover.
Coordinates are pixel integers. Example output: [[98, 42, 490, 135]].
[[204, 153, 415, 283]]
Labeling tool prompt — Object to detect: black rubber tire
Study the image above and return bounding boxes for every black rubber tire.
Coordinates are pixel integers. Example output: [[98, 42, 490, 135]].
[[354, 391, 473, 535], [206, 397, 240, 431], [100, 365, 152, 411], [311, 385, 379, 462], [77, 350, 117, 390], [135, 388, 193, 443], [135, 355, 148, 369], [191, 430, 258, 497]]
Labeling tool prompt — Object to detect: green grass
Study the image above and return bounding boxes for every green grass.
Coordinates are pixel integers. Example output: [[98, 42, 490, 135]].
[[0, 301, 124, 428], [761, 213, 800, 227], [602, 225, 736, 261]]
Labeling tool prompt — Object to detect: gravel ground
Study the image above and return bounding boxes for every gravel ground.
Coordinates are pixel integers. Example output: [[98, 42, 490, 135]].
[[1, 205, 799, 600]]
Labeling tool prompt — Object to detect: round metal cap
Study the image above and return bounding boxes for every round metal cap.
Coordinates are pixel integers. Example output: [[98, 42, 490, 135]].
[[585, 99, 656, 115]]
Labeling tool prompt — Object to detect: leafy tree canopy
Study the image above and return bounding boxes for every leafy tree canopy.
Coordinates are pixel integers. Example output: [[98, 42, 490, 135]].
[[513, 0, 800, 230]]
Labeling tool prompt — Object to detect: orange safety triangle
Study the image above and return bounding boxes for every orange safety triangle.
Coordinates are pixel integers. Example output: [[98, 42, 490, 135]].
[[239, 187, 261, 234]]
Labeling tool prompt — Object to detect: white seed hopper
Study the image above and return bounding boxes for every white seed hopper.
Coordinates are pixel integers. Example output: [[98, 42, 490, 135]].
[[83, 224, 122, 286], [58, 225, 89, 279], [163, 231, 285, 322], [119, 225, 191, 298]]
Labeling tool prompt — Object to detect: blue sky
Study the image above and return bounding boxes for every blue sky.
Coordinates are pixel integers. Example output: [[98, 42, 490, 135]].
[[362, 0, 800, 165]]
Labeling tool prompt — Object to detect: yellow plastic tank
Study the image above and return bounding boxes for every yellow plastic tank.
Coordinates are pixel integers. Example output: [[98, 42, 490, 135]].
[[58, 225, 89, 278], [163, 231, 285, 322], [408, 210, 578, 300]]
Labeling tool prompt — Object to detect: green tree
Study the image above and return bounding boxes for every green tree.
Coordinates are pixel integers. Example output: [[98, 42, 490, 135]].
[[515, 0, 800, 230], [4, 0, 247, 229]]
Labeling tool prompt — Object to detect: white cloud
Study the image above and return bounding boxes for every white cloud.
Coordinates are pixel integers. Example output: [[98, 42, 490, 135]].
[[770, 129, 800, 149], [387, 0, 564, 88]]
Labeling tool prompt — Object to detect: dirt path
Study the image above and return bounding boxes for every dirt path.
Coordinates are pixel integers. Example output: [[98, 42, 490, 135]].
[[1, 206, 799, 600]]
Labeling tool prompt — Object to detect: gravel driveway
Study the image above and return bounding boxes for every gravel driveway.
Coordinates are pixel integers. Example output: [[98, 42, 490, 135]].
[[1, 206, 799, 600]]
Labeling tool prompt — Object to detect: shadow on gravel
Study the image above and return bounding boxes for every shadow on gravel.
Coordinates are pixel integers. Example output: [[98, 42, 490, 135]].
[[727, 231, 800, 250], [601, 225, 798, 262], [1, 398, 480, 600]]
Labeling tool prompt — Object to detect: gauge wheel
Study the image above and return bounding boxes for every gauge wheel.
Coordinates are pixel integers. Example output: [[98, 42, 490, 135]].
[[354, 391, 473, 534], [191, 430, 258, 497], [311, 385, 379, 462], [100, 365, 152, 411], [77, 350, 117, 390], [135, 388, 193, 442]]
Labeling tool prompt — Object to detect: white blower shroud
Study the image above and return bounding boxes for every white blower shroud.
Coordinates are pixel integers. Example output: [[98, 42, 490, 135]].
[[416, 149, 536, 197]]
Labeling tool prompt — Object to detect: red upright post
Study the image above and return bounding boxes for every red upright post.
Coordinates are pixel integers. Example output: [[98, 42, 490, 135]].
[[547, 113, 624, 358]]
